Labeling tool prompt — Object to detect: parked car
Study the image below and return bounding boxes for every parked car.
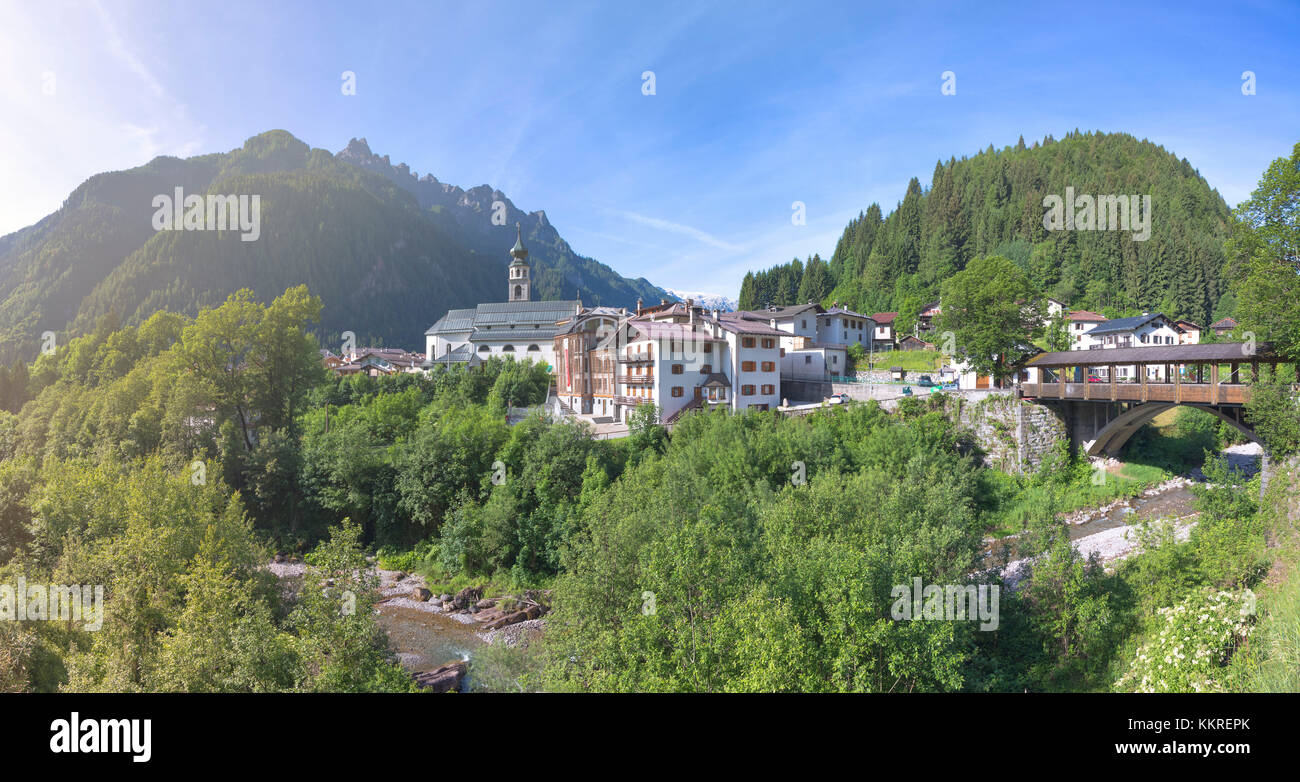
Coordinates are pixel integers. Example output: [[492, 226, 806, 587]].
[[917, 375, 935, 387], [825, 392, 850, 405], [900, 386, 913, 396], [1087, 374, 1105, 383]]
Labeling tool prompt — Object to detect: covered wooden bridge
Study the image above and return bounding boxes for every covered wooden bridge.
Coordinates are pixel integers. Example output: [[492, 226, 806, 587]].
[[1016, 342, 1291, 455]]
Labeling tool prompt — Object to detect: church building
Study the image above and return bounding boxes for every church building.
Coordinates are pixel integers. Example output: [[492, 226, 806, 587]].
[[423, 223, 581, 370]]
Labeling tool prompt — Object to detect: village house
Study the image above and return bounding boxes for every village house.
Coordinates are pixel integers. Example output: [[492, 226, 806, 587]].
[[916, 301, 942, 335], [1174, 319, 1201, 345], [628, 300, 786, 420], [1067, 310, 1109, 350], [1209, 316, 1238, 337], [869, 312, 899, 348], [817, 303, 874, 349], [554, 306, 626, 419], [1078, 312, 1184, 380], [721, 302, 858, 379]]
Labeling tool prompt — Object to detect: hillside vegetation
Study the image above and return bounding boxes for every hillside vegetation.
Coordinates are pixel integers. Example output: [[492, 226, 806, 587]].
[[739, 131, 1234, 330]]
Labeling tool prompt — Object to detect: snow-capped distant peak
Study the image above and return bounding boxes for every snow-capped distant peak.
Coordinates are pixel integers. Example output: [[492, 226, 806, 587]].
[[665, 289, 737, 312]]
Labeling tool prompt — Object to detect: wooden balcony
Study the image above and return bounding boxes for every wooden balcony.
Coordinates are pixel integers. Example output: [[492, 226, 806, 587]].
[[619, 375, 654, 386]]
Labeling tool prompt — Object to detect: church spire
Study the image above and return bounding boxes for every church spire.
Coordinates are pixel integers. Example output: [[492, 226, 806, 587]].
[[510, 222, 529, 264], [508, 223, 530, 302]]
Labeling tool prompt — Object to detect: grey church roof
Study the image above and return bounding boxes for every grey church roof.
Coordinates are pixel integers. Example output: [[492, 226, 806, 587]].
[[426, 300, 582, 340], [425, 308, 478, 335]]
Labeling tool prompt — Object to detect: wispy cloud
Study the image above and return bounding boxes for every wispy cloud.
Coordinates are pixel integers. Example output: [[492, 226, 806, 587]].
[[607, 208, 742, 252]]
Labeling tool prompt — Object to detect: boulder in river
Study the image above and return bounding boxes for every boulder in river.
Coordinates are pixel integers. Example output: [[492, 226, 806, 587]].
[[451, 586, 483, 609], [482, 603, 549, 631], [413, 661, 468, 693], [412, 587, 432, 602]]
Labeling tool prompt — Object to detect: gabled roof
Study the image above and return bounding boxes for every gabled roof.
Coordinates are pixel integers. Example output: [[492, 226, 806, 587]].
[[1025, 341, 1276, 367], [708, 314, 786, 336], [422, 343, 480, 366], [627, 321, 726, 342], [750, 303, 823, 319], [1085, 313, 1170, 336], [1210, 317, 1239, 330], [473, 300, 581, 325], [822, 305, 871, 319], [1066, 310, 1108, 322], [870, 312, 898, 324], [427, 300, 582, 337]]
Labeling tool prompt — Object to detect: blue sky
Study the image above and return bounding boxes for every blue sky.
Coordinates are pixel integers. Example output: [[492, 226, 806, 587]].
[[2, 0, 1297, 297]]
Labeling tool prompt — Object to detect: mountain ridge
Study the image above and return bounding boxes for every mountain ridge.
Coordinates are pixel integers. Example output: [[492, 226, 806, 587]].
[[0, 130, 669, 362]]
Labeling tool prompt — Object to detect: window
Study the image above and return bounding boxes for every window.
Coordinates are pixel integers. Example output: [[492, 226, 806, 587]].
[[672, 364, 684, 374], [762, 338, 775, 349], [527, 344, 540, 351], [478, 345, 490, 352], [761, 384, 775, 395], [804, 355, 811, 364], [671, 386, 684, 398], [801, 319, 807, 328], [779, 348, 785, 357], [503, 344, 515, 352], [741, 385, 755, 396], [703, 343, 712, 353], [741, 361, 756, 372], [832, 355, 838, 365], [700, 364, 712, 373], [741, 337, 755, 348], [761, 361, 775, 372]]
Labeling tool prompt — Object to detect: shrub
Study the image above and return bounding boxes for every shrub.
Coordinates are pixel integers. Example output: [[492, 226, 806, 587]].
[[1115, 587, 1256, 693]]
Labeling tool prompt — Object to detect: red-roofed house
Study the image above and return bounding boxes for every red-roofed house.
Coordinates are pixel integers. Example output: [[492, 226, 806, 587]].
[[1209, 317, 1238, 337], [1066, 310, 1108, 350], [870, 312, 899, 347], [1174, 319, 1201, 345]]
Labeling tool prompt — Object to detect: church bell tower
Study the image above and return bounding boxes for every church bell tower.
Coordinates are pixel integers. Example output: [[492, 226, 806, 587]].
[[508, 223, 530, 302]]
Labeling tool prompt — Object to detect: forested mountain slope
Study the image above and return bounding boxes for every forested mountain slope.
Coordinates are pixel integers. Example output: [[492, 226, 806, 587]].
[[739, 131, 1235, 329]]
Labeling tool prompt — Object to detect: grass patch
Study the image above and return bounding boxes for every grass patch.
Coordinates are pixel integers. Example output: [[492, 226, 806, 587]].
[[1232, 566, 1300, 691], [982, 459, 1173, 537], [864, 351, 945, 373]]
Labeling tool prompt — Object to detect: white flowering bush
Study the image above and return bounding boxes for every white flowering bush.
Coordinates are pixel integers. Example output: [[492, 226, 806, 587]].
[[1115, 587, 1256, 693]]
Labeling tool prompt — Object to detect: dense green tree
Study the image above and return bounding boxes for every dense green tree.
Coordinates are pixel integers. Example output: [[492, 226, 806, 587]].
[[936, 255, 1043, 384], [1228, 141, 1300, 360]]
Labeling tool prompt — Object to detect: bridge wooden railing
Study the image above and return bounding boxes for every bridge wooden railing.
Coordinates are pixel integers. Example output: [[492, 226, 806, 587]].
[[1024, 379, 1250, 405]]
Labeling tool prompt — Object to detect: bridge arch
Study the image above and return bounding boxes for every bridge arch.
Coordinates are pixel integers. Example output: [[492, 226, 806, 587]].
[[1085, 402, 1263, 456]]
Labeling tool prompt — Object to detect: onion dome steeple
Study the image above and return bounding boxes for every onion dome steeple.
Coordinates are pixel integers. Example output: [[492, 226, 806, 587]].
[[507, 222, 531, 302], [509, 222, 529, 266]]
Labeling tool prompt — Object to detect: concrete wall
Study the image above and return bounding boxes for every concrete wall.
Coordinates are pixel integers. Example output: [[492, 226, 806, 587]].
[[782, 379, 832, 402]]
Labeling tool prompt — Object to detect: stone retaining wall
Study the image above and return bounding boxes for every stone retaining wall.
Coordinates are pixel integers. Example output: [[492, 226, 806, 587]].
[[949, 394, 1068, 474]]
